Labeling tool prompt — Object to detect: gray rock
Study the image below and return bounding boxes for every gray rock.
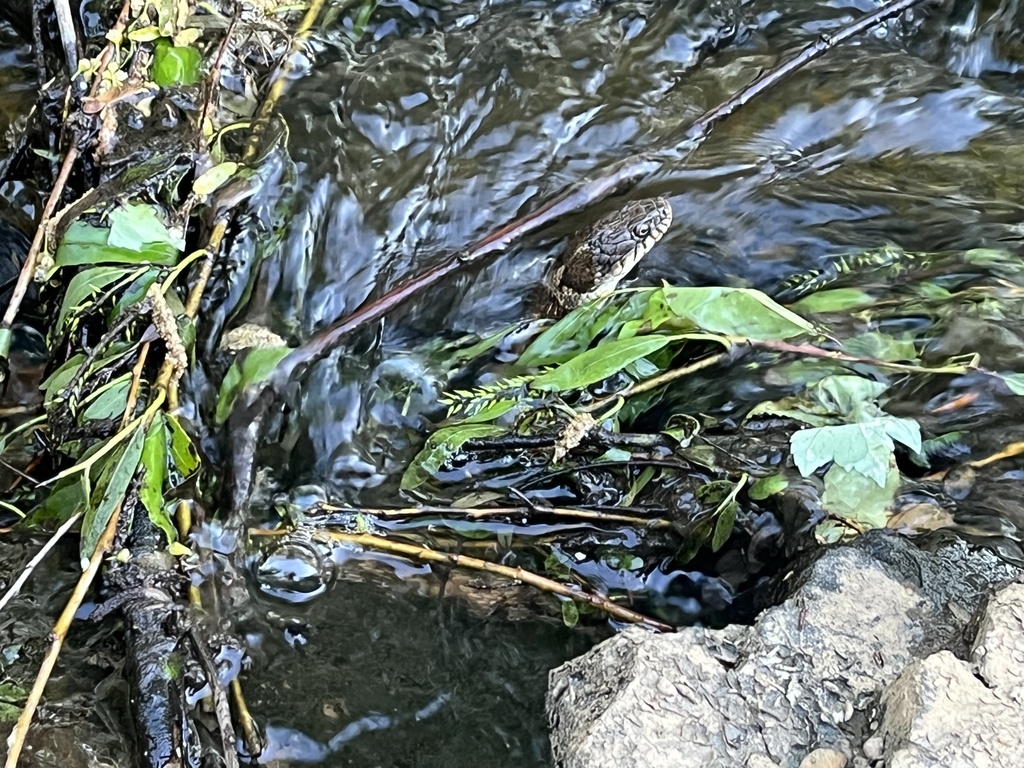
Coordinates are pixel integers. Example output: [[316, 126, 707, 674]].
[[548, 533, 1021, 768], [876, 583, 1024, 767]]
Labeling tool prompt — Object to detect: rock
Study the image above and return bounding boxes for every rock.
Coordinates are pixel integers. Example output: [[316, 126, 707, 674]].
[[799, 748, 847, 768], [548, 532, 1021, 768], [876, 583, 1024, 768]]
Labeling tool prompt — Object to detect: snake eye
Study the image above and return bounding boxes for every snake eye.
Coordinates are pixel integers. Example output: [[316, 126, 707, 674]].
[[632, 223, 651, 238]]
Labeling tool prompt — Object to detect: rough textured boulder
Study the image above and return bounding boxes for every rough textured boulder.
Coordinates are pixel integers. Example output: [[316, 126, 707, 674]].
[[878, 584, 1024, 767], [547, 533, 1021, 768]]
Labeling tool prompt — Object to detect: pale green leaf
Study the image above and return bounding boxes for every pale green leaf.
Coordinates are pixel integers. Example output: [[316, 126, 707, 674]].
[[790, 288, 876, 314], [821, 462, 901, 529], [193, 162, 238, 196], [531, 335, 671, 392], [662, 286, 816, 340]]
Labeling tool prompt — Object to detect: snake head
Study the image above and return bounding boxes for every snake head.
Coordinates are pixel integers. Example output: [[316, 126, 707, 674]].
[[551, 196, 673, 308]]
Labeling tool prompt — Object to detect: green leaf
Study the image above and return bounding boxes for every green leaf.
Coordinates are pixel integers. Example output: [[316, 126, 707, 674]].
[[107, 203, 185, 252], [790, 288, 875, 314], [56, 266, 129, 329], [166, 414, 199, 475], [518, 301, 609, 368], [152, 39, 202, 86], [561, 599, 580, 628], [843, 332, 918, 363], [711, 501, 736, 552], [55, 207, 181, 268], [749, 474, 789, 500], [662, 286, 816, 340], [821, 461, 901, 529], [215, 346, 291, 424], [997, 373, 1024, 396], [193, 161, 238, 196], [676, 518, 713, 563], [141, 415, 176, 544], [400, 423, 504, 492], [531, 335, 671, 392], [790, 417, 921, 487], [41, 354, 87, 405], [80, 376, 131, 420], [80, 426, 145, 561]]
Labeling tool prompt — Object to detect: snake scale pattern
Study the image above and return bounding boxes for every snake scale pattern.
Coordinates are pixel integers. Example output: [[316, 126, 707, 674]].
[[542, 197, 673, 317]]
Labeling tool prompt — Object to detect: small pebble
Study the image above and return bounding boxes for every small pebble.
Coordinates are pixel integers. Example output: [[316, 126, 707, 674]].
[[862, 735, 884, 760], [799, 747, 847, 768]]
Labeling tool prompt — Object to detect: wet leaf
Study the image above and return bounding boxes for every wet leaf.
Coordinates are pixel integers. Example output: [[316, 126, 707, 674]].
[[821, 461, 901, 529], [193, 161, 238, 196], [56, 266, 129, 330], [80, 426, 145, 561], [152, 39, 202, 86], [662, 286, 816, 340], [815, 519, 851, 544], [790, 288, 875, 314], [998, 373, 1024, 396], [791, 417, 921, 487], [518, 301, 609, 368], [141, 415, 176, 544], [56, 205, 182, 268], [401, 423, 504, 492], [676, 518, 713, 564], [166, 414, 199, 475], [749, 474, 789, 500], [108, 203, 184, 252], [41, 354, 87, 406], [81, 376, 131, 420], [598, 447, 632, 463], [531, 335, 671, 392], [843, 332, 918, 363], [561, 599, 580, 628], [215, 346, 291, 424], [711, 501, 736, 552]]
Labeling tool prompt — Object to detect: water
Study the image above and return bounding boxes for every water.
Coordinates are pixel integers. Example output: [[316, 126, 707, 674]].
[[6, 0, 1024, 765]]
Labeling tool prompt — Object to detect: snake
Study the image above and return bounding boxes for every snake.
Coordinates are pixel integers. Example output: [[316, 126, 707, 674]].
[[541, 197, 673, 317]]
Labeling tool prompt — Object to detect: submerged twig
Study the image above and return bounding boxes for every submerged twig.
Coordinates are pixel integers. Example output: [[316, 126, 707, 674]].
[[264, 529, 674, 632], [305, 503, 673, 528]]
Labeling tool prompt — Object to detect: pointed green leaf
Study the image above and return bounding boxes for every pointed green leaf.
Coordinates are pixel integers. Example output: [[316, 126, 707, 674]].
[[531, 335, 671, 392], [141, 415, 176, 544], [215, 346, 291, 424], [663, 286, 816, 340], [80, 426, 145, 560]]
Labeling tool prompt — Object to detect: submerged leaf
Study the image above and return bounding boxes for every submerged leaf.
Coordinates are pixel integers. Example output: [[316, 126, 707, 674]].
[[790, 288, 876, 314], [401, 423, 504, 492]]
